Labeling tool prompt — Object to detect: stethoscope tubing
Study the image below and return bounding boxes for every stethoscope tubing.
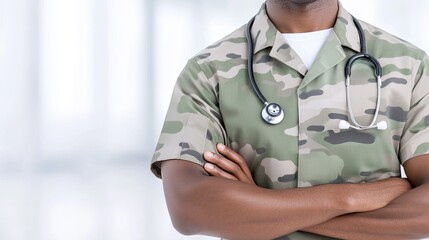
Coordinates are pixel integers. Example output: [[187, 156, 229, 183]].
[[344, 17, 383, 130], [246, 16, 268, 105], [346, 75, 382, 130]]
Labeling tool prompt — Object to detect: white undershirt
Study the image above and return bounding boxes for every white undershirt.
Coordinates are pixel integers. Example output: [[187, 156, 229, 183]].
[[282, 28, 333, 69]]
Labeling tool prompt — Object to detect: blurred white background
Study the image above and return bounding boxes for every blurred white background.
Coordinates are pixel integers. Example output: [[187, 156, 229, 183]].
[[0, 0, 428, 239]]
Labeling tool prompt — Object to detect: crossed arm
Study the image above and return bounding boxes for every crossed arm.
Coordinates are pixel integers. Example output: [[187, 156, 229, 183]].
[[160, 143, 429, 239], [302, 153, 429, 240]]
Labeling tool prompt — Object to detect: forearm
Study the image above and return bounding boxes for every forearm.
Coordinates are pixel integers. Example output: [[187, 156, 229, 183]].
[[162, 160, 407, 240], [304, 183, 429, 240], [173, 178, 349, 239]]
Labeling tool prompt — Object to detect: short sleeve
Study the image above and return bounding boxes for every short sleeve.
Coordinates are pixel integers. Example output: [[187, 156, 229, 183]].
[[150, 59, 227, 178], [400, 54, 429, 164]]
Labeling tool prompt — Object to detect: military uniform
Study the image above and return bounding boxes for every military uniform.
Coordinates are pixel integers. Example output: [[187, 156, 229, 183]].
[[151, 2, 429, 239]]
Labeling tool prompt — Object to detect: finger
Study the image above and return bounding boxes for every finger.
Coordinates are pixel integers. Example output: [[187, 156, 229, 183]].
[[204, 152, 248, 181], [215, 145, 255, 184], [204, 162, 238, 181], [204, 151, 249, 183], [216, 144, 255, 184]]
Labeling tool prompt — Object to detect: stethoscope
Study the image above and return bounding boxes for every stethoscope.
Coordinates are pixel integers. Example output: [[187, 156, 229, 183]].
[[246, 15, 387, 130]]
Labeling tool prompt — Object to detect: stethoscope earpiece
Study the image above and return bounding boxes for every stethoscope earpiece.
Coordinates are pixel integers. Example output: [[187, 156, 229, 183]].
[[339, 120, 351, 130], [261, 103, 284, 125], [376, 121, 387, 130], [338, 120, 387, 130]]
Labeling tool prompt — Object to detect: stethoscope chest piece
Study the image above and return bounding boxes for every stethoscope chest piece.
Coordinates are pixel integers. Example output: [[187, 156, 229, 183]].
[[262, 103, 284, 125]]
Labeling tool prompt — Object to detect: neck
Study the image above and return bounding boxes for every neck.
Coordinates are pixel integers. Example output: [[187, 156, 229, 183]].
[[266, 0, 338, 33]]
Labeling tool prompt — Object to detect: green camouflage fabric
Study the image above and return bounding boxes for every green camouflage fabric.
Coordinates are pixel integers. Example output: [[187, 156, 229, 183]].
[[151, 2, 429, 239]]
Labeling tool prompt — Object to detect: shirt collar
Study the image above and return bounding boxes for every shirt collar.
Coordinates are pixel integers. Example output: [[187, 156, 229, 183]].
[[251, 1, 361, 55], [250, 4, 278, 55], [334, 2, 361, 53]]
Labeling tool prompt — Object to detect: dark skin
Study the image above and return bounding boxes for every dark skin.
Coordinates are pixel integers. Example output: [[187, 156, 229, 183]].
[[162, 155, 410, 240], [161, 0, 429, 239], [266, 0, 338, 33], [203, 145, 429, 239]]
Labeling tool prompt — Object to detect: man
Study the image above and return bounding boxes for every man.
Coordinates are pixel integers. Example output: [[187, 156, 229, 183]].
[[151, 0, 429, 239]]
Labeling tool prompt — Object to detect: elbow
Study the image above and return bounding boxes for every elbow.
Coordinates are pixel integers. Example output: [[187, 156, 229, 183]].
[[169, 209, 199, 236], [165, 182, 208, 236], [161, 161, 222, 236]]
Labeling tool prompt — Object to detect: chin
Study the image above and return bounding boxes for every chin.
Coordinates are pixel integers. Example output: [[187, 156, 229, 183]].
[[278, 0, 320, 4]]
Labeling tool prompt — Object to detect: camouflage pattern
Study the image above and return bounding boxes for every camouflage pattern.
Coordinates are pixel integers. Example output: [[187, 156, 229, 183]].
[[151, 2, 429, 239]]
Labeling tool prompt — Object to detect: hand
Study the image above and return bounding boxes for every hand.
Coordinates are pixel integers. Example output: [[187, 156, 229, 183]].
[[203, 143, 255, 185]]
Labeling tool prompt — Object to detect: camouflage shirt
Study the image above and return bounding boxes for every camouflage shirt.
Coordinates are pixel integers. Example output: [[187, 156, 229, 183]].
[[151, 2, 429, 240]]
